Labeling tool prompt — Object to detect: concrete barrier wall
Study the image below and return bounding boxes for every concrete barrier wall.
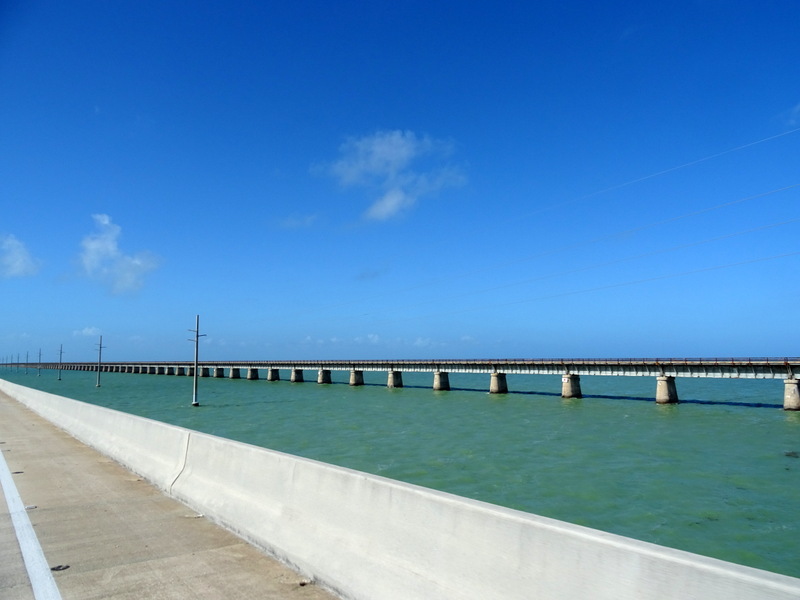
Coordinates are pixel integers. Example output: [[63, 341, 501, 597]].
[[0, 380, 188, 492], [2, 379, 799, 600]]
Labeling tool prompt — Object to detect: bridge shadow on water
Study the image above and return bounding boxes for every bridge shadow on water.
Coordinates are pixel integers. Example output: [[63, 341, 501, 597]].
[[582, 394, 780, 409], [361, 382, 780, 409]]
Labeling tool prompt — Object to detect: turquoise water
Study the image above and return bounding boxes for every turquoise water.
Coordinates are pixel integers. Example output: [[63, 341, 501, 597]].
[[3, 367, 799, 578]]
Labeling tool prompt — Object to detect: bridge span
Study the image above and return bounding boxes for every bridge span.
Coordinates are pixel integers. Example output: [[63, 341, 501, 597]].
[[12, 357, 800, 409]]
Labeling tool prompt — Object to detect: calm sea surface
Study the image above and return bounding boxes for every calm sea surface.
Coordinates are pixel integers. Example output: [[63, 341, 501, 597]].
[[2, 367, 799, 578]]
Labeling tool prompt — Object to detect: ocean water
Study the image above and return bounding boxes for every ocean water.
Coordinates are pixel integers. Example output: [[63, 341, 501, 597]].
[[2, 367, 799, 578]]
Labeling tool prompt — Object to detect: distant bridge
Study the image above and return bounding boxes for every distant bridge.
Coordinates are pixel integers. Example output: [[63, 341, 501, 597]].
[[7, 357, 799, 409]]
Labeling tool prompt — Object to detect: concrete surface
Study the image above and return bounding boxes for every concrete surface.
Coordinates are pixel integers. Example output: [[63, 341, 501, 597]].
[[0, 390, 336, 600]]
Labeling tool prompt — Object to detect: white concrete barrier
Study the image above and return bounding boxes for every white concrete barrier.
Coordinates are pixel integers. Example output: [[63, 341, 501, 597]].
[[0, 379, 188, 492], [3, 379, 800, 600]]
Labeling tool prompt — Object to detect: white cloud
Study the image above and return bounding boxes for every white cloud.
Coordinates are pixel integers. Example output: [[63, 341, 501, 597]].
[[365, 188, 414, 220], [79, 214, 159, 294], [326, 130, 465, 221], [74, 326, 101, 337], [413, 337, 449, 349], [330, 130, 432, 185], [0, 234, 40, 277]]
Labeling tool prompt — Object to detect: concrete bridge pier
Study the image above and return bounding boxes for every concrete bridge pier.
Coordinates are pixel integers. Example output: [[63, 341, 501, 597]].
[[784, 378, 800, 410], [176, 367, 186, 376], [387, 370, 403, 388], [349, 370, 364, 386], [267, 368, 280, 381], [246, 368, 259, 381], [433, 371, 450, 391], [490, 372, 508, 394], [213, 367, 224, 378], [656, 376, 678, 404], [317, 369, 332, 384], [291, 369, 304, 383], [229, 368, 241, 379], [561, 374, 582, 398], [157, 366, 165, 375], [200, 367, 210, 377], [166, 366, 175, 375]]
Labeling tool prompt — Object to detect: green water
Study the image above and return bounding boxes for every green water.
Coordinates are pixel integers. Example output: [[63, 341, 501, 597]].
[[3, 368, 799, 578]]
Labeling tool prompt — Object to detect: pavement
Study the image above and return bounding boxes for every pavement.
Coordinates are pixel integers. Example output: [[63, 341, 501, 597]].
[[0, 390, 338, 600]]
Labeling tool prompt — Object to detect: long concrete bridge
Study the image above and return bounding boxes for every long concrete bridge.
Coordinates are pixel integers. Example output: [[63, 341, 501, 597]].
[[10, 357, 800, 409]]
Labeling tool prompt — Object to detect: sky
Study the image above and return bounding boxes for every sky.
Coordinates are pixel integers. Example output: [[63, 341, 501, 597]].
[[1, 1, 798, 363]]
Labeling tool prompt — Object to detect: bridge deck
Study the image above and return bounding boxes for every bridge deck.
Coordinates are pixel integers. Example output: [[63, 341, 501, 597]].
[[21, 358, 800, 379], [0, 391, 337, 600]]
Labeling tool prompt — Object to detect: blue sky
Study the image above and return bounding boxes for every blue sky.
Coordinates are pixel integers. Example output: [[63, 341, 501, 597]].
[[1, 1, 798, 362]]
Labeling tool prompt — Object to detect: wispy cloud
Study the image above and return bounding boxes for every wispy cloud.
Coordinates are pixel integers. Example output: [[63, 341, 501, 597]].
[[354, 333, 381, 345], [79, 214, 160, 294], [325, 130, 466, 221], [0, 234, 40, 277], [73, 326, 101, 337]]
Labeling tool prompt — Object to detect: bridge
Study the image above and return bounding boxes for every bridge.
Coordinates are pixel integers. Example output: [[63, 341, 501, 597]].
[[8, 357, 800, 409]]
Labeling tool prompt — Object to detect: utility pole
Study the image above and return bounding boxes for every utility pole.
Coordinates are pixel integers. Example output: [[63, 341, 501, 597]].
[[96, 336, 106, 387], [188, 315, 206, 407], [57, 344, 63, 381]]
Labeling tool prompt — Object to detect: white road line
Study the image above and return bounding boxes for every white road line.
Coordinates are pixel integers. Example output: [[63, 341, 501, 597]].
[[0, 449, 62, 600]]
